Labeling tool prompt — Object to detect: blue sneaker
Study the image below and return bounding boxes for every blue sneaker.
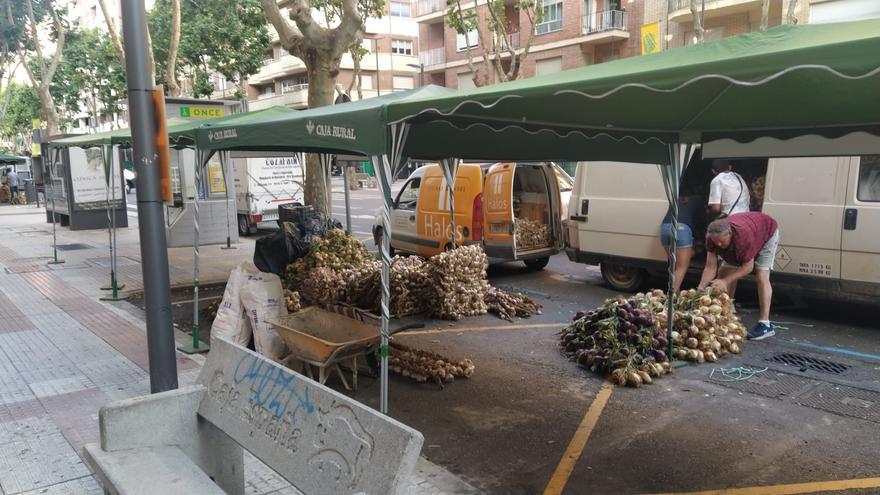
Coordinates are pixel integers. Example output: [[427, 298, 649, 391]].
[[748, 322, 775, 340]]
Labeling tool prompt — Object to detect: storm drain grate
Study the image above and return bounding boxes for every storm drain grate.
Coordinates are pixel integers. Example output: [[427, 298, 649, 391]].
[[710, 370, 816, 400], [796, 384, 880, 424], [767, 352, 850, 375], [55, 243, 92, 251]]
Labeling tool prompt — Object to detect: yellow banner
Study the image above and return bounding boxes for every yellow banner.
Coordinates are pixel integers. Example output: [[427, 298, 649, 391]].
[[641, 22, 661, 55], [208, 163, 226, 193]]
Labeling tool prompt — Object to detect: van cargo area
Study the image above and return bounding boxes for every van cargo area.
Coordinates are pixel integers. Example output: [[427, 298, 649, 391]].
[[513, 166, 553, 253]]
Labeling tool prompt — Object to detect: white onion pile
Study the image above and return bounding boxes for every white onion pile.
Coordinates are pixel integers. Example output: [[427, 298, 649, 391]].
[[426, 245, 489, 320], [389, 342, 475, 388], [284, 228, 372, 290], [515, 218, 551, 251], [283, 289, 301, 313], [667, 288, 747, 363]]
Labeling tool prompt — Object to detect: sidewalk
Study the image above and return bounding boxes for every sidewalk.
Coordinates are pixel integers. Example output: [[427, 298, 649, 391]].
[[0, 204, 480, 495]]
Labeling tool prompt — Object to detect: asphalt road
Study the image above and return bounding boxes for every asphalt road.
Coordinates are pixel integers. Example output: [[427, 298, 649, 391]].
[[135, 178, 880, 495]]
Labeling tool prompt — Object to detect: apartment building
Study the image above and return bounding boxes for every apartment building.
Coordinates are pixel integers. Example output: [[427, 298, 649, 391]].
[[415, 0, 644, 89], [244, 3, 421, 110]]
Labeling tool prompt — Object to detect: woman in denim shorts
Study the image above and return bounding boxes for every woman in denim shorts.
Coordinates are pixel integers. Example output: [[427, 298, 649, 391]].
[[660, 194, 703, 293]]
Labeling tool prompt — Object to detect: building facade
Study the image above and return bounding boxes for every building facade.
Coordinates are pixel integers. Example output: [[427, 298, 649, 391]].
[[242, 3, 422, 110], [415, 0, 643, 89]]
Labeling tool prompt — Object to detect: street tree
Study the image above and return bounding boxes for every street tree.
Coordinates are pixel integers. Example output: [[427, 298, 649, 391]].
[[760, 0, 770, 30], [3, 0, 66, 135], [260, 0, 383, 213], [49, 29, 127, 130], [0, 83, 40, 153], [689, 0, 704, 44], [785, 0, 799, 24], [446, 0, 542, 87]]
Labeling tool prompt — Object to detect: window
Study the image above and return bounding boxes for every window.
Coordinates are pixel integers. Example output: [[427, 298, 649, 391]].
[[536, 0, 563, 34], [390, 1, 412, 17], [457, 72, 476, 90], [811, 0, 880, 24], [282, 79, 307, 94], [456, 29, 479, 50], [857, 156, 880, 202], [395, 178, 421, 210], [536, 57, 563, 76], [392, 39, 414, 55], [393, 76, 415, 90]]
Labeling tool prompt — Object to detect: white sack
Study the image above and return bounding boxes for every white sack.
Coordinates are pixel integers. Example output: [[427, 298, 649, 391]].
[[240, 271, 288, 361], [211, 261, 257, 346]]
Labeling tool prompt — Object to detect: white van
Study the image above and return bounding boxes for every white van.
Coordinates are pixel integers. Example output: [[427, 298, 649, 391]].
[[565, 155, 880, 303], [230, 153, 304, 235]]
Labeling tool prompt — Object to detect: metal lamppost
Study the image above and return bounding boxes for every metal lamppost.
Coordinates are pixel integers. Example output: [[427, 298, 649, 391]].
[[406, 63, 425, 87]]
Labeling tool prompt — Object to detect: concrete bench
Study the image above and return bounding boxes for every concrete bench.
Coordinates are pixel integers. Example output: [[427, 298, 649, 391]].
[[84, 338, 424, 495]]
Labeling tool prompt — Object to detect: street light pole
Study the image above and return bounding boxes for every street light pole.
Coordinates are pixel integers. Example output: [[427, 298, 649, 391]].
[[120, 0, 178, 393]]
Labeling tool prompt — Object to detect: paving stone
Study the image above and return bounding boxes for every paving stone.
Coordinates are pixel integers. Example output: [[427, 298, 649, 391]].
[[0, 372, 37, 406], [73, 358, 145, 389], [16, 475, 103, 495], [0, 331, 72, 374], [0, 416, 90, 495]]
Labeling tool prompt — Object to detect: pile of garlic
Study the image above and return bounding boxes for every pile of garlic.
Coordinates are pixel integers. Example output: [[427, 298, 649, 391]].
[[667, 288, 746, 363], [389, 342, 475, 388], [427, 245, 489, 320], [515, 218, 551, 251]]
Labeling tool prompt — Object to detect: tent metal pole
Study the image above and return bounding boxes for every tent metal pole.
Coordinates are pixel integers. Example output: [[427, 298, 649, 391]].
[[372, 154, 392, 414], [47, 147, 64, 265], [665, 146, 679, 361], [220, 151, 236, 250], [179, 149, 213, 354], [343, 164, 352, 234], [101, 144, 124, 300]]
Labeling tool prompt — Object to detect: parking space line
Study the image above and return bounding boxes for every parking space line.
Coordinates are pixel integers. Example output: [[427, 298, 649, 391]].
[[398, 322, 565, 336], [645, 477, 880, 495], [544, 382, 614, 495]]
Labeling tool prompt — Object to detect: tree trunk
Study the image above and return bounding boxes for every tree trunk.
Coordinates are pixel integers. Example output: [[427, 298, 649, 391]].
[[304, 63, 336, 214], [785, 0, 799, 24], [37, 85, 60, 135], [690, 0, 704, 43], [760, 0, 770, 30], [97, 0, 126, 65], [165, 0, 182, 96]]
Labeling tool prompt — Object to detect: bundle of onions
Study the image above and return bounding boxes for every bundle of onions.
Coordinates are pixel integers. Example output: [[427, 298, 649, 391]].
[[388, 342, 475, 389], [486, 286, 542, 321]]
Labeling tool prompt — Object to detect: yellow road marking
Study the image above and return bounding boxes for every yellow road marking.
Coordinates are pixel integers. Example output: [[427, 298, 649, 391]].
[[645, 478, 880, 495], [544, 382, 614, 495], [398, 322, 565, 336]]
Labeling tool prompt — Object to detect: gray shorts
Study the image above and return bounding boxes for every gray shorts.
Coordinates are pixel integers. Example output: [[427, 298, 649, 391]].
[[722, 229, 780, 271]]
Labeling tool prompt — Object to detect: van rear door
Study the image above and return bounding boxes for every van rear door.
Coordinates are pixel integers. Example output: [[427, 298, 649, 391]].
[[841, 156, 880, 289], [762, 157, 846, 280], [482, 163, 515, 258]]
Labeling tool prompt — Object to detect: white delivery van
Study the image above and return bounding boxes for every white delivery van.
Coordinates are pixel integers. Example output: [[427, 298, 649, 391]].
[[564, 155, 880, 303], [230, 152, 304, 235]]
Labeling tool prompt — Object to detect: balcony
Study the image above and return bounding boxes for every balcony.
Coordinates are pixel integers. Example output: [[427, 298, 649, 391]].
[[249, 55, 308, 85], [414, 0, 446, 22], [419, 47, 447, 69], [668, 0, 763, 23], [494, 31, 520, 51], [583, 10, 627, 35], [249, 85, 309, 110]]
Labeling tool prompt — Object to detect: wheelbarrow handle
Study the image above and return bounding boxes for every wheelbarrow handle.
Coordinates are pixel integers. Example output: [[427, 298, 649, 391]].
[[389, 323, 425, 336]]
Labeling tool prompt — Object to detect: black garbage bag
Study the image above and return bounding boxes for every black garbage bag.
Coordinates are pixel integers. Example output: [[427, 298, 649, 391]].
[[253, 214, 342, 276]]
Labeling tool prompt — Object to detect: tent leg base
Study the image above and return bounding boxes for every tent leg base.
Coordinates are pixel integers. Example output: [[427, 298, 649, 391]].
[[177, 343, 210, 354]]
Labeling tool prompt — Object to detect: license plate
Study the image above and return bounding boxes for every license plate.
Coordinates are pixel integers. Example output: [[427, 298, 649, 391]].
[[489, 222, 509, 234]]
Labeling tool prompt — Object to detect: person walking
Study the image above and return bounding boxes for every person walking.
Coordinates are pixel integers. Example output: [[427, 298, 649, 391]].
[[659, 192, 703, 293], [698, 212, 780, 340], [708, 160, 750, 218], [6, 168, 19, 200]]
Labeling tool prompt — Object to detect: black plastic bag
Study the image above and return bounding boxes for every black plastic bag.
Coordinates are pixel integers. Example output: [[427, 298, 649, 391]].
[[253, 214, 342, 276]]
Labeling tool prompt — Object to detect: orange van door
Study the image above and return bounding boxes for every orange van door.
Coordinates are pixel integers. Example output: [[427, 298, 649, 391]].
[[483, 163, 515, 258]]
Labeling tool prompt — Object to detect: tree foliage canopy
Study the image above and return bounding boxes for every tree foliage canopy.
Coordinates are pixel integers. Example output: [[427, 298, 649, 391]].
[[149, 0, 271, 98], [1, 83, 39, 140]]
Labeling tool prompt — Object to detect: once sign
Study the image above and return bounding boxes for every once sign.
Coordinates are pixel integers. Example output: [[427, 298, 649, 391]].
[[197, 339, 423, 495]]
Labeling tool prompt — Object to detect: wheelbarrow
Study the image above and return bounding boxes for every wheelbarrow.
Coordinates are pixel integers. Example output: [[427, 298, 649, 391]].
[[269, 307, 423, 390]]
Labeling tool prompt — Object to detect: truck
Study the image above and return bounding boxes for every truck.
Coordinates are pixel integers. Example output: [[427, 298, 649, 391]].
[[564, 155, 880, 303], [230, 152, 304, 235]]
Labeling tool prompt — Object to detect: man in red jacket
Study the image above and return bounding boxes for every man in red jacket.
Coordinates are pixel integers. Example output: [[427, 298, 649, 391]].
[[698, 212, 780, 340]]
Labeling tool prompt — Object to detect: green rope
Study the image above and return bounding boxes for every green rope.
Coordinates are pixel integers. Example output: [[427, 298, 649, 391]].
[[709, 366, 769, 382]]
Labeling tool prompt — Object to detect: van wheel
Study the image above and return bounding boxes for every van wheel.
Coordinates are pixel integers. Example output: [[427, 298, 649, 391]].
[[374, 228, 395, 256], [523, 257, 550, 270], [238, 215, 252, 236], [600, 263, 648, 292]]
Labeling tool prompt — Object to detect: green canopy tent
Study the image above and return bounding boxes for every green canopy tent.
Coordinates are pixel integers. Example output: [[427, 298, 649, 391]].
[[192, 86, 454, 413], [0, 155, 27, 165], [380, 19, 880, 359]]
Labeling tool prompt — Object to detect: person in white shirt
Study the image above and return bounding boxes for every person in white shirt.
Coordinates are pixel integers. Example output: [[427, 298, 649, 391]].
[[708, 160, 750, 218]]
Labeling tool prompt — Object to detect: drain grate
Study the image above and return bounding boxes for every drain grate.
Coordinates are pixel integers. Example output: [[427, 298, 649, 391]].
[[55, 243, 92, 251], [767, 352, 850, 375], [796, 384, 880, 424], [710, 370, 817, 400]]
